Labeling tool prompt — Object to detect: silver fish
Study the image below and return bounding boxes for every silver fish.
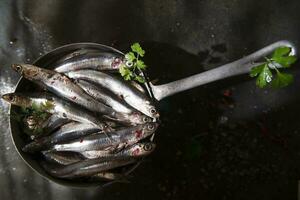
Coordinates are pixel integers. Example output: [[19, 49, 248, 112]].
[[52, 122, 158, 152], [65, 70, 159, 118], [54, 49, 100, 63], [76, 79, 153, 125], [75, 79, 134, 114], [22, 122, 101, 153], [42, 157, 136, 178], [91, 172, 125, 181], [81, 142, 156, 159], [2, 93, 108, 130], [32, 114, 70, 140], [11, 64, 131, 124], [54, 51, 124, 73], [42, 151, 84, 165]]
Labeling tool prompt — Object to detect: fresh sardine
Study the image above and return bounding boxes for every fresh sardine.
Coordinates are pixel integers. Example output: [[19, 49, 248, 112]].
[[75, 79, 134, 114], [22, 122, 100, 153], [81, 142, 156, 159], [42, 151, 84, 165], [42, 157, 136, 178], [54, 51, 123, 73], [52, 122, 158, 152], [11, 64, 132, 124], [32, 114, 70, 139], [65, 70, 159, 118], [76, 79, 153, 125], [2, 93, 108, 130]]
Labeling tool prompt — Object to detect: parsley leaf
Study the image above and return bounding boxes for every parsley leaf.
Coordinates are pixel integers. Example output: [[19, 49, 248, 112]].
[[272, 56, 297, 68], [119, 65, 133, 80], [256, 65, 272, 88], [272, 47, 291, 58], [131, 43, 145, 57], [136, 59, 146, 70], [134, 76, 146, 83], [250, 64, 265, 77], [250, 46, 297, 88], [125, 52, 136, 63], [119, 43, 147, 83], [271, 71, 294, 88]]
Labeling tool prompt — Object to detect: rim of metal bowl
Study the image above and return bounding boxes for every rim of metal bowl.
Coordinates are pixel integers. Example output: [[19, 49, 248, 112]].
[[9, 42, 143, 188]]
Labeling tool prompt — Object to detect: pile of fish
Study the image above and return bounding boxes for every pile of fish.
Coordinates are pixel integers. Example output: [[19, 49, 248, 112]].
[[2, 49, 160, 182]]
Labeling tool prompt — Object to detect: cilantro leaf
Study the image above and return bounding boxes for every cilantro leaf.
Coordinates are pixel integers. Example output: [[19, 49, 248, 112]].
[[272, 47, 291, 58], [272, 56, 297, 68], [131, 43, 145, 57], [271, 71, 294, 88], [256, 65, 273, 88]]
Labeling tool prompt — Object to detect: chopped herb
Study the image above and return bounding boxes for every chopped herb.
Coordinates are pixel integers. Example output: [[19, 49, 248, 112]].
[[250, 46, 297, 88]]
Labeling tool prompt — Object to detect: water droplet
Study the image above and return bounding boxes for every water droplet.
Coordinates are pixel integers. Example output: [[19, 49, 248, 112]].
[[266, 76, 272, 83], [6, 147, 10, 150], [12, 167, 16, 171]]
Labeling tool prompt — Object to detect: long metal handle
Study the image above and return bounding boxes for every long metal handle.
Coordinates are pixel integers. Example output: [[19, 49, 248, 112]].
[[151, 40, 296, 101]]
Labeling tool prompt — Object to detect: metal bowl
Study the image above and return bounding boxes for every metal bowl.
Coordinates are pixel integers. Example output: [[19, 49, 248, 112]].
[[9, 43, 140, 188]]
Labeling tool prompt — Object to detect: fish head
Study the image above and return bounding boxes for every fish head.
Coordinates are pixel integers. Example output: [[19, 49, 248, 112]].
[[129, 142, 156, 157], [145, 104, 160, 119], [142, 122, 159, 137], [1, 93, 32, 106], [11, 64, 46, 81], [11, 64, 24, 74], [128, 112, 153, 125]]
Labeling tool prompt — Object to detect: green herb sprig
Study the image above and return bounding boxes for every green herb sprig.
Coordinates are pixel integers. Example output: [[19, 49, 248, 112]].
[[250, 47, 297, 88], [14, 101, 54, 135], [119, 43, 147, 83]]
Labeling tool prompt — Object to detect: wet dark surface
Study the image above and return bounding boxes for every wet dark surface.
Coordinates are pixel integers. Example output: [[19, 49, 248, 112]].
[[1, 0, 300, 199]]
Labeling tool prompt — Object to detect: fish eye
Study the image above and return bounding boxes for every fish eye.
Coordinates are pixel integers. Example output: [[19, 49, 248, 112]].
[[7, 95, 15, 102], [147, 124, 155, 130], [143, 143, 153, 151], [143, 116, 151, 123], [15, 65, 22, 72], [125, 61, 133, 67], [150, 108, 156, 114]]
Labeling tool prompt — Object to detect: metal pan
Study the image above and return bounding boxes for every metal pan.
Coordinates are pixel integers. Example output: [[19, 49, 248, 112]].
[[9, 43, 139, 188], [9, 40, 296, 187]]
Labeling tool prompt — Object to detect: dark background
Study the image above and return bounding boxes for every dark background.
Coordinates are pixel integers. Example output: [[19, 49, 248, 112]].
[[1, 0, 300, 199]]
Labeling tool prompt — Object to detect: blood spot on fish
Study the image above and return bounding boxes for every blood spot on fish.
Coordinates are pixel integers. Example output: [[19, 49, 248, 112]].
[[132, 148, 140, 156], [51, 81, 55, 84], [135, 130, 143, 139], [71, 96, 77, 100], [80, 139, 83, 143], [111, 58, 121, 68]]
